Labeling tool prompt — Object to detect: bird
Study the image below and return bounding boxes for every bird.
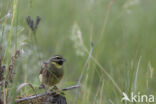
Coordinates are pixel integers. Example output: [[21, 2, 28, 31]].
[[39, 55, 65, 91]]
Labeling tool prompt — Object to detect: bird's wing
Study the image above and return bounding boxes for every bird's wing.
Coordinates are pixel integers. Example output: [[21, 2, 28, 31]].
[[39, 62, 48, 83], [39, 62, 48, 74]]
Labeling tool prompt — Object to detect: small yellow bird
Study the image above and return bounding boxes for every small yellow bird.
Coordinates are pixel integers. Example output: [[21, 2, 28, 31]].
[[39, 55, 65, 90]]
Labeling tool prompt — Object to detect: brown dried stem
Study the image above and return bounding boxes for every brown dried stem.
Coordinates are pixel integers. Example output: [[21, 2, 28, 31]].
[[15, 84, 80, 104]]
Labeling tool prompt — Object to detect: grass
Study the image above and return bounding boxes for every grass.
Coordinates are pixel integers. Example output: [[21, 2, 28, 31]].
[[0, 0, 156, 104]]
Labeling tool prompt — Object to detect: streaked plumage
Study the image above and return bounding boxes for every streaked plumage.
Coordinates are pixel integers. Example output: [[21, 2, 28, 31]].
[[39, 55, 65, 88]]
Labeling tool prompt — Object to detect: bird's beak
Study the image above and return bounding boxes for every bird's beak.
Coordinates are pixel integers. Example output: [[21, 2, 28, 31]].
[[61, 58, 66, 62]]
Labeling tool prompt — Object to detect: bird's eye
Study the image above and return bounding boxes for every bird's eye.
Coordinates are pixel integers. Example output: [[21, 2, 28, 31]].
[[55, 57, 60, 59]]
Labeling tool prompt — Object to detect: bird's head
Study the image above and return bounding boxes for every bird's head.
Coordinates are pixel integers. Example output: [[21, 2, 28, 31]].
[[49, 55, 66, 69]]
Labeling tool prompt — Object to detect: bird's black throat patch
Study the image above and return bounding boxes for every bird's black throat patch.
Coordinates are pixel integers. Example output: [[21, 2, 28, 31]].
[[57, 61, 63, 65]]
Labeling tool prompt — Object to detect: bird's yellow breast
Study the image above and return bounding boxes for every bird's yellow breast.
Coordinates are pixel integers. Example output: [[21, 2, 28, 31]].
[[51, 62, 62, 69]]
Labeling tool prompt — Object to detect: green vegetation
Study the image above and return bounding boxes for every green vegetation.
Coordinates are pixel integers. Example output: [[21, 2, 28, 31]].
[[0, 0, 156, 103]]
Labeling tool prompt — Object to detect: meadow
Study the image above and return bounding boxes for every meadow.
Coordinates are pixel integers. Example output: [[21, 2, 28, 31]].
[[0, 0, 156, 104]]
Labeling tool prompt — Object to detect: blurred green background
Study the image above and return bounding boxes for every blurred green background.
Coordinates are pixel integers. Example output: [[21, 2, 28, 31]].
[[0, 0, 156, 103]]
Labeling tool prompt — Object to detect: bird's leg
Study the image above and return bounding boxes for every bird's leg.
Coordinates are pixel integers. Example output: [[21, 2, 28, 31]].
[[53, 86, 58, 90], [39, 83, 45, 89], [45, 86, 51, 95], [44, 86, 52, 103], [49, 86, 57, 92], [39, 84, 51, 95], [51, 86, 65, 96]]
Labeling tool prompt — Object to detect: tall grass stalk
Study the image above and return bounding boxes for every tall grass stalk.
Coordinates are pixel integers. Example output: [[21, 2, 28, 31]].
[[133, 56, 142, 93], [94, 0, 114, 59], [97, 0, 114, 45], [99, 80, 104, 104], [82, 61, 91, 104], [84, 0, 122, 99], [4, 0, 18, 65], [83, 46, 122, 95], [3, 0, 19, 103], [73, 44, 94, 104]]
